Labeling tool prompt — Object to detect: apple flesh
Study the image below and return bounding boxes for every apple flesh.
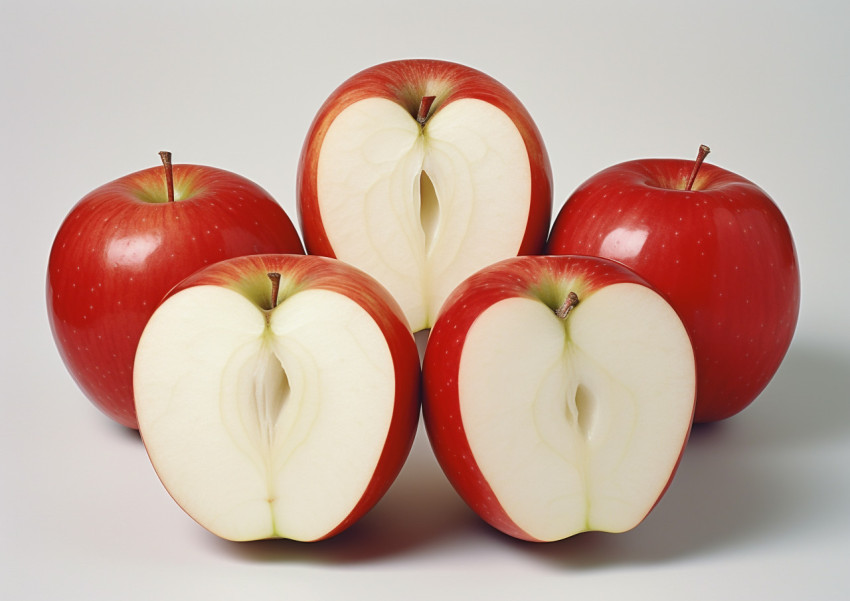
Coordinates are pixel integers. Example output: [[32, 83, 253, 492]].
[[47, 154, 304, 428], [133, 254, 420, 542], [547, 148, 800, 422], [297, 59, 552, 331], [423, 256, 696, 542]]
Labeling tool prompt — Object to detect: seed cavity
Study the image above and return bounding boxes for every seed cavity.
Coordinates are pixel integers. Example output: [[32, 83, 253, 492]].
[[419, 170, 440, 255], [567, 383, 596, 441]]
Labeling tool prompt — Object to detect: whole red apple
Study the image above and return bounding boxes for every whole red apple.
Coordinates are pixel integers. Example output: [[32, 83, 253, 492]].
[[547, 146, 800, 422], [134, 254, 421, 541], [47, 153, 304, 429], [297, 58, 552, 332], [423, 255, 696, 541]]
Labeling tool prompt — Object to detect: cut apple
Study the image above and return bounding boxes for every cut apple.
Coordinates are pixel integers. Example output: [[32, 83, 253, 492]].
[[423, 256, 696, 542], [134, 255, 420, 542], [298, 59, 552, 332]]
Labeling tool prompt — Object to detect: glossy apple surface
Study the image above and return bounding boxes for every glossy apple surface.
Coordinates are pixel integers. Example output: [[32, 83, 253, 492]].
[[134, 254, 421, 541], [297, 58, 552, 331], [547, 152, 800, 422], [47, 156, 304, 428], [423, 255, 696, 542]]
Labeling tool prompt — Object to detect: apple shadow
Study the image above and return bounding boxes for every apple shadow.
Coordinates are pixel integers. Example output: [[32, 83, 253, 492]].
[[502, 340, 850, 568], [110, 421, 143, 442]]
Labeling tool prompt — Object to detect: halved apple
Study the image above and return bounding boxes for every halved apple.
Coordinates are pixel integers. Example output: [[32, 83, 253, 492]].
[[422, 256, 696, 542], [297, 59, 552, 332], [133, 254, 420, 542]]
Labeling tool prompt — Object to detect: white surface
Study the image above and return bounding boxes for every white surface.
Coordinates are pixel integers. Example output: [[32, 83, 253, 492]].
[[2, 1, 848, 599]]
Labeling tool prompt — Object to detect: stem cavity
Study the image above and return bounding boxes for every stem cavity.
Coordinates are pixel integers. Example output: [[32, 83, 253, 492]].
[[416, 95, 436, 126], [419, 170, 439, 254], [159, 150, 175, 203], [555, 292, 580, 319], [685, 144, 711, 191]]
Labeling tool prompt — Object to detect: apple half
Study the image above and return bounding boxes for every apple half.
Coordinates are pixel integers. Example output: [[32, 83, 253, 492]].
[[297, 59, 552, 331], [423, 256, 696, 542], [133, 254, 421, 542]]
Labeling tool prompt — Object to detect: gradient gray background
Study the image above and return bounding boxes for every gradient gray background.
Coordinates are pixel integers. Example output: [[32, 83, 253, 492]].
[[3, 1, 848, 598]]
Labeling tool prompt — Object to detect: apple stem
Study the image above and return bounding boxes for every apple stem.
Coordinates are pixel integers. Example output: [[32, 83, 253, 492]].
[[159, 151, 175, 203], [555, 292, 580, 319], [685, 144, 711, 191], [268, 272, 281, 309], [417, 96, 436, 126]]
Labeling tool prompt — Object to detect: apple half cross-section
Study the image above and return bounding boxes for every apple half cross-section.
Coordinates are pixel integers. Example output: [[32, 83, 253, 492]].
[[423, 256, 696, 542], [133, 254, 421, 542]]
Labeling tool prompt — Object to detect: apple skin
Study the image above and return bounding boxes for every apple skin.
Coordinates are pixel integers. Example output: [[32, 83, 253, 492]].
[[141, 254, 421, 541], [547, 157, 800, 422], [422, 255, 693, 541], [296, 58, 552, 281], [47, 161, 304, 429]]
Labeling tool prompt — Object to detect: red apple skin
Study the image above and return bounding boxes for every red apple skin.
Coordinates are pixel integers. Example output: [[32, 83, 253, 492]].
[[47, 164, 304, 429], [547, 158, 800, 422], [151, 254, 421, 540], [296, 58, 552, 259], [422, 255, 693, 541]]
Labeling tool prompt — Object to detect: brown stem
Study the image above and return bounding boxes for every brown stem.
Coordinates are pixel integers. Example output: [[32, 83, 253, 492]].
[[685, 144, 711, 191], [159, 151, 175, 202], [416, 96, 436, 125], [268, 272, 281, 308], [555, 292, 580, 319]]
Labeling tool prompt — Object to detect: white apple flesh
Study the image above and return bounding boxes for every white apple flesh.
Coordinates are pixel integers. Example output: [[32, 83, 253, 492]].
[[134, 255, 420, 542], [423, 256, 696, 541]]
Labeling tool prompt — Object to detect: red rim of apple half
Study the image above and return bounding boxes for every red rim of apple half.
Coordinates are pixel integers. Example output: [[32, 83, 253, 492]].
[[422, 254, 697, 542]]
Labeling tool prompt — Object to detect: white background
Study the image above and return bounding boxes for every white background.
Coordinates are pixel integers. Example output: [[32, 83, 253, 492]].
[[3, 1, 849, 599]]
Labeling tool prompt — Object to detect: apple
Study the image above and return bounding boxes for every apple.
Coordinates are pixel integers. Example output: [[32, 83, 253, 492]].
[[422, 255, 696, 542], [133, 254, 421, 542], [547, 146, 801, 422], [47, 152, 304, 429], [297, 58, 552, 332]]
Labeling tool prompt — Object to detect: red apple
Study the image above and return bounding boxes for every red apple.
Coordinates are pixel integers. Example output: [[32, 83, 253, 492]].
[[297, 58, 552, 332], [547, 146, 800, 422], [423, 255, 696, 542], [47, 152, 304, 429], [133, 254, 421, 541]]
